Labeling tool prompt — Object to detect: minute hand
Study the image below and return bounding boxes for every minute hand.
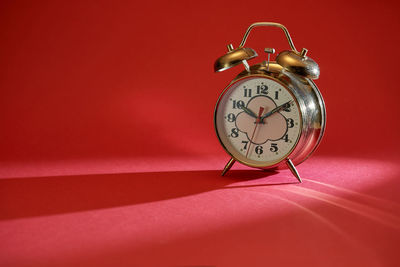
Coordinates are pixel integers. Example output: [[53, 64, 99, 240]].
[[260, 101, 292, 121]]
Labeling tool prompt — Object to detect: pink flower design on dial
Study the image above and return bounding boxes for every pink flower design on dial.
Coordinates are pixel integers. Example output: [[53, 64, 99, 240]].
[[236, 96, 288, 145]]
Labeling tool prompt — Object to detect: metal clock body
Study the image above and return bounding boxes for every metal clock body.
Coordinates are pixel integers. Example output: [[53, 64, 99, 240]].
[[213, 22, 326, 181]]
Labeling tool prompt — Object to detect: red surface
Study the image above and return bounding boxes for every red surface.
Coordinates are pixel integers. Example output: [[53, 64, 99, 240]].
[[1, 0, 400, 266]]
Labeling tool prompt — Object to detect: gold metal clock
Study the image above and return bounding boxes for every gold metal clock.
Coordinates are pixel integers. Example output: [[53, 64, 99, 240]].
[[214, 22, 326, 182]]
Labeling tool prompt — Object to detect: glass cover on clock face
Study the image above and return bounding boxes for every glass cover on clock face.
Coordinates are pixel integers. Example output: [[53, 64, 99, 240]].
[[215, 76, 302, 167]]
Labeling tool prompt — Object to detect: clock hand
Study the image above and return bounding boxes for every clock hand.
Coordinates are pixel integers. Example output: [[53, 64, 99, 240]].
[[245, 106, 264, 158], [240, 105, 257, 119], [260, 100, 292, 121]]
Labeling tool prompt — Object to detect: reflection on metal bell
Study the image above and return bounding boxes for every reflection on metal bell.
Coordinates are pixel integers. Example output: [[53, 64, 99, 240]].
[[214, 47, 258, 72], [276, 49, 320, 79]]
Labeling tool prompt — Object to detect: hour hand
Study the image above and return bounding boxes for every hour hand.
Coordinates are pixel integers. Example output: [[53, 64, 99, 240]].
[[240, 105, 257, 119]]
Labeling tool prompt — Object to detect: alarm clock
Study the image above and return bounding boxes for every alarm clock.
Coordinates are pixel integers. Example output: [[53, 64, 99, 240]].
[[213, 22, 326, 182]]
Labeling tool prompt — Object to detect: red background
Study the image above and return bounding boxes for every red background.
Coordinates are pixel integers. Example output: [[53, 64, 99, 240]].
[[1, 0, 400, 266]]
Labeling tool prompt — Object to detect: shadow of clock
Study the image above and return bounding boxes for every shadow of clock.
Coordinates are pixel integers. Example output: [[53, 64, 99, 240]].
[[0, 169, 283, 220]]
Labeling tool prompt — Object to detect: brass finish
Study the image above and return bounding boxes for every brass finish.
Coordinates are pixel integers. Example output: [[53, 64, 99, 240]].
[[213, 22, 326, 181], [236, 61, 283, 78], [276, 50, 320, 79], [221, 157, 236, 176], [214, 47, 257, 72]]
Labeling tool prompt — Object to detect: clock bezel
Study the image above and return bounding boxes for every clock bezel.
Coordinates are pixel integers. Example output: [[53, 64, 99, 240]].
[[214, 74, 303, 169], [214, 62, 326, 170]]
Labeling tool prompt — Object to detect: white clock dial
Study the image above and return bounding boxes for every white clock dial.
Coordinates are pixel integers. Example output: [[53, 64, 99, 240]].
[[215, 76, 302, 167]]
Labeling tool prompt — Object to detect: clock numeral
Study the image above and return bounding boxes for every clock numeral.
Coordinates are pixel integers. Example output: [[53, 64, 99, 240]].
[[287, 118, 294, 128], [241, 141, 249, 150], [274, 91, 279, 100], [283, 134, 289, 142], [255, 145, 263, 155], [231, 128, 239, 138], [283, 104, 291, 112], [270, 143, 278, 152], [226, 113, 236, 122], [232, 100, 245, 109], [256, 84, 268, 94], [244, 88, 252, 97]]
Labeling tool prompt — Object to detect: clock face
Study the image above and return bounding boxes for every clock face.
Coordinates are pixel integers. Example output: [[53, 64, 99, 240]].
[[215, 76, 302, 167]]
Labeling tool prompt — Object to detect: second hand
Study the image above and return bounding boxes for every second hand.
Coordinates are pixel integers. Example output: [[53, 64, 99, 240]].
[[245, 106, 264, 158]]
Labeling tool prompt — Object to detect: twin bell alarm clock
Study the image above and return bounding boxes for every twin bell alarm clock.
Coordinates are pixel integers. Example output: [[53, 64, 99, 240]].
[[213, 22, 326, 182]]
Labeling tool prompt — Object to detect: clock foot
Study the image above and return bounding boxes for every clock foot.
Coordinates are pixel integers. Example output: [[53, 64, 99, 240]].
[[221, 157, 236, 176], [286, 158, 302, 183]]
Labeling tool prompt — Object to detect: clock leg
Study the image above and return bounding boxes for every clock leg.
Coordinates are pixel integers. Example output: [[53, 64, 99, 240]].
[[286, 158, 302, 183], [221, 157, 236, 176]]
